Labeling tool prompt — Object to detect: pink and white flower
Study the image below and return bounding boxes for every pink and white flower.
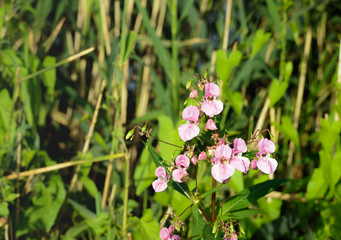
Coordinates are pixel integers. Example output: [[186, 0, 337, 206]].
[[172, 154, 190, 183], [230, 138, 250, 173], [178, 105, 200, 141], [201, 83, 223, 118], [256, 138, 278, 174], [211, 144, 235, 183], [152, 166, 171, 192]]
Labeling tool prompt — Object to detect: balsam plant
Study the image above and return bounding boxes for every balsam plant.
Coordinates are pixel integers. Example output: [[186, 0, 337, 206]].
[[129, 72, 290, 239]]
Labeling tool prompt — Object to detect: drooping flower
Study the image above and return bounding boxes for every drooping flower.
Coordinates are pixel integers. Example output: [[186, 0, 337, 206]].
[[152, 166, 171, 192], [230, 138, 250, 173], [178, 105, 200, 141], [211, 144, 235, 183], [172, 154, 190, 183], [201, 83, 223, 118], [205, 119, 218, 130], [256, 138, 277, 174], [251, 159, 258, 170], [160, 225, 181, 240]]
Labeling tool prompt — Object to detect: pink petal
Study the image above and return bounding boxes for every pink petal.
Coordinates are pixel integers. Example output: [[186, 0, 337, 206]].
[[211, 163, 235, 183], [189, 90, 198, 98], [215, 144, 232, 160], [205, 119, 218, 130], [155, 166, 167, 178], [257, 157, 278, 174], [251, 159, 258, 170], [160, 227, 171, 240], [168, 225, 175, 233], [152, 179, 168, 192], [172, 168, 188, 182], [198, 151, 207, 160], [258, 138, 276, 154], [233, 138, 247, 153], [204, 82, 220, 98], [182, 105, 200, 122], [178, 123, 200, 141], [201, 100, 223, 118], [191, 156, 198, 165], [230, 156, 250, 173], [175, 154, 190, 169]]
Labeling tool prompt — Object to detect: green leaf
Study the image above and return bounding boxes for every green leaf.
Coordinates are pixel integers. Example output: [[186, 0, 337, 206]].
[[42, 56, 56, 101], [68, 199, 96, 219], [269, 78, 289, 107], [221, 179, 291, 215], [134, 148, 156, 196], [158, 115, 183, 160], [26, 175, 66, 232], [200, 183, 225, 199], [122, 31, 137, 63], [64, 221, 89, 239], [265, 0, 282, 34], [0, 88, 13, 131], [251, 29, 271, 58], [221, 208, 263, 220], [225, 90, 243, 116], [216, 50, 242, 83], [306, 168, 328, 200], [272, 116, 300, 149], [94, 132, 109, 152], [130, 209, 160, 240], [0, 202, 9, 216], [80, 176, 99, 199]]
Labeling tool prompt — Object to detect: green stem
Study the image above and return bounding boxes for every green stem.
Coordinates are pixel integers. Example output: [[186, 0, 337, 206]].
[[122, 153, 130, 238], [211, 177, 216, 222], [170, 0, 179, 116]]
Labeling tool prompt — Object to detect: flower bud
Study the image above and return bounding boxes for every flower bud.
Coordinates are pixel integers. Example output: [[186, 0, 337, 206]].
[[189, 90, 198, 98]]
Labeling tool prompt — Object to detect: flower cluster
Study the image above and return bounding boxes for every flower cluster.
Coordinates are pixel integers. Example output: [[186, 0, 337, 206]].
[[151, 77, 278, 239], [159, 225, 181, 240]]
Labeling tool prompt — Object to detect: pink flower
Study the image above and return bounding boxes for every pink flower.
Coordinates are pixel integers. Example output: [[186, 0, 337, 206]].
[[152, 166, 171, 192], [189, 90, 198, 98], [182, 105, 199, 122], [211, 144, 235, 183], [178, 105, 200, 141], [160, 226, 181, 240], [178, 124, 200, 142], [257, 156, 277, 174], [230, 138, 250, 173], [215, 144, 232, 160], [172, 167, 188, 183], [257, 138, 276, 155], [175, 155, 190, 169], [173, 154, 190, 182], [204, 83, 220, 98], [256, 139, 277, 174], [201, 83, 223, 118], [198, 151, 207, 160], [201, 100, 223, 118], [212, 162, 235, 183], [205, 119, 218, 130], [251, 159, 258, 170], [232, 138, 247, 154]]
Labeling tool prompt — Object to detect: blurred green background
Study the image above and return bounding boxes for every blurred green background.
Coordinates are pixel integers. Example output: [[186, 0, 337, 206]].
[[0, 0, 341, 239]]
